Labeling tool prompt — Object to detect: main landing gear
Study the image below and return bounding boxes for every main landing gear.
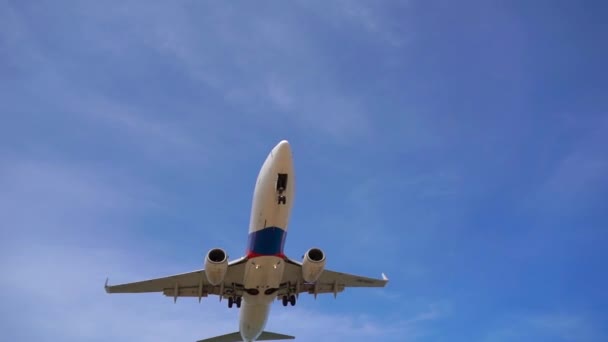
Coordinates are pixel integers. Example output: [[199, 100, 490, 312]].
[[281, 295, 296, 307], [228, 296, 242, 308]]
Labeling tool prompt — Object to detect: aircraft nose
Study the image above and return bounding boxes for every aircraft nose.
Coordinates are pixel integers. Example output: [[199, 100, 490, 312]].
[[272, 140, 292, 162]]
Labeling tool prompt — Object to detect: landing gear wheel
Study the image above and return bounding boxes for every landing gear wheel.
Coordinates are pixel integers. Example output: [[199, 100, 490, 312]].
[[289, 295, 296, 306], [282, 296, 288, 307], [278, 195, 286, 205], [236, 296, 242, 308], [228, 297, 234, 308]]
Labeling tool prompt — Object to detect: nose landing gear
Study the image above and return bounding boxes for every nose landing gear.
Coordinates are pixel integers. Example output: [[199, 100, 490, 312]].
[[276, 173, 288, 205]]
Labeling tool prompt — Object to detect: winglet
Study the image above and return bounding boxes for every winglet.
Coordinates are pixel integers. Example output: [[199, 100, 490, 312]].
[[104, 277, 110, 293], [381, 273, 389, 281]]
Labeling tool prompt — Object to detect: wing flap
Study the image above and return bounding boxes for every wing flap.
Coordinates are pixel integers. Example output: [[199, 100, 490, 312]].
[[280, 256, 388, 297], [105, 257, 248, 298], [162, 283, 244, 299]]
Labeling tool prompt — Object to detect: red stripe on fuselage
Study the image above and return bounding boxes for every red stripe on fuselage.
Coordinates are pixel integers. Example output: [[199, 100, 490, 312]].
[[246, 251, 285, 259]]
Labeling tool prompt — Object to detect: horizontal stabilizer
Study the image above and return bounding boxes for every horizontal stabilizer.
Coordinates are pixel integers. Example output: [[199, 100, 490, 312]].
[[196, 331, 294, 342], [197, 332, 241, 342], [257, 331, 295, 340]]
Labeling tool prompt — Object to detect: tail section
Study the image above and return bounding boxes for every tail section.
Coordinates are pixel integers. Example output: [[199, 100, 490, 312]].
[[197, 331, 294, 342]]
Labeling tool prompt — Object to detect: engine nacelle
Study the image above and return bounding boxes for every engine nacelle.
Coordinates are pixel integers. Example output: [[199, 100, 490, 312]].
[[204, 248, 228, 286], [301, 248, 326, 283]]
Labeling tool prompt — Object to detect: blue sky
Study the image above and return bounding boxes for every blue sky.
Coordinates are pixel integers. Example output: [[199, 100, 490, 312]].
[[1, 0, 607, 341]]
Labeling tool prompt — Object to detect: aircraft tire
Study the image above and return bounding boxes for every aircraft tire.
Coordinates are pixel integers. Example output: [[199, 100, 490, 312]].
[[289, 295, 296, 306]]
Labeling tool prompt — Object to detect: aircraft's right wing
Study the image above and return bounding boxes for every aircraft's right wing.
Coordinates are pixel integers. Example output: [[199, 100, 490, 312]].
[[279, 257, 388, 297], [105, 257, 248, 301]]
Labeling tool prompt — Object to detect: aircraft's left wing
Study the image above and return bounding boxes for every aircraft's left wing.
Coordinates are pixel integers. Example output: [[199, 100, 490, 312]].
[[278, 257, 388, 298], [105, 257, 248, 300]]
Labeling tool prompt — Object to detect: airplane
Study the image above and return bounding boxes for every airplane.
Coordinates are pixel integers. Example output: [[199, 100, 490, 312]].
[[105, 140, 389, 342]]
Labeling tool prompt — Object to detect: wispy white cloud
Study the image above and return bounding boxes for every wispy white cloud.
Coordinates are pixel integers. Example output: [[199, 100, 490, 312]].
[[262, 75, 373, 143], [482, 311, 603, 342], [54, 1, 380, 144], [525, 117, 608, 216], [0, 28, 208, 164], [528, 312, 597, 341], [72, 93, 210, 160], [322, 0, 410, 47], [0, 159, 137, 235], [2, 1, 415, 150]]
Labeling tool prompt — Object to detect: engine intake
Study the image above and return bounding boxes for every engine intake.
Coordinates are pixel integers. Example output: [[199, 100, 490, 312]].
[[301, 247, 326, 283], [204, 248, 228, 286]]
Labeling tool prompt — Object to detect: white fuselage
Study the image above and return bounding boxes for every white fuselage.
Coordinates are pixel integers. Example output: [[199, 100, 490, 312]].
[[239, 140, 295, 342]]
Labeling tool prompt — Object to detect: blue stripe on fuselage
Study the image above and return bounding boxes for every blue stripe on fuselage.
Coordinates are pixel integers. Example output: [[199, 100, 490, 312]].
[[246, 227, 286, 257]]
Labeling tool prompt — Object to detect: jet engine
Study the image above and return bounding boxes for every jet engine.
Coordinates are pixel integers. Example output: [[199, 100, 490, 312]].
[[204, 248, 228, 286], [301, 248, 326, 283]]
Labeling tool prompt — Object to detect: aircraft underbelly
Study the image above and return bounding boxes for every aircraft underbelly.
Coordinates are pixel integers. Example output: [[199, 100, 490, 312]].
[[243, 256, 285, 301], [239, 256, 283, 341], [239, 301, 271, 341]]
